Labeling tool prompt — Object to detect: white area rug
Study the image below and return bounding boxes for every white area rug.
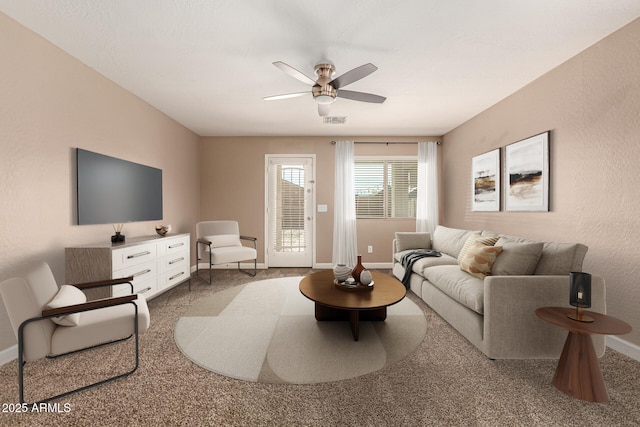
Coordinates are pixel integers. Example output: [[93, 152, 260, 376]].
[[174, 276, 427, 383]]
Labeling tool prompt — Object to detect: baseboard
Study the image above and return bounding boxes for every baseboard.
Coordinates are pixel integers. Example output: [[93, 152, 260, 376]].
[[607, 336, 640, 361], [194, 262, 393, 271], [314, 262, 393, 270], [314, 263, 333, 269], [0, 345, 17, 366], [192, 262, 266, 272]]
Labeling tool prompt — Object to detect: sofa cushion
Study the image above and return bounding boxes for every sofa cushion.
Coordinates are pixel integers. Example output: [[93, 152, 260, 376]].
[[423, 265, 486, 314], [535, 242, 588, 275], [496, 234, 588, 275], [459, 242, 503, 280], [457, 235, 500, 264], [395, 232, 431, 252], [432, 226, 480, 258], [410, 253, 458, 274], [491, 239, 544, 276], [394, 250, 457, 273]]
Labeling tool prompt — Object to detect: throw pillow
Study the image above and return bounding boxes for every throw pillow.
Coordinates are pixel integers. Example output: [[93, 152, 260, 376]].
[[205, 234, 241, 248], [459, 242, 503, 280], [457, 235, 500, 264], [45, 285, 87, 326], [491, 241, 544, 276]]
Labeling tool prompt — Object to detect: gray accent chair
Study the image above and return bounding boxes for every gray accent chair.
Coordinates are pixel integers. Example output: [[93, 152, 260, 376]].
[[196, 220, 257, 283]]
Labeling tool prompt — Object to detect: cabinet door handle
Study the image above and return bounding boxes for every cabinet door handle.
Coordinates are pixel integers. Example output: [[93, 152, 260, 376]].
[[133, 269, 152, 278], [169, 242, 184, 249], [127, 250, 151, 259], [169, 271, 185, 281], [169, 257, 184, 265]]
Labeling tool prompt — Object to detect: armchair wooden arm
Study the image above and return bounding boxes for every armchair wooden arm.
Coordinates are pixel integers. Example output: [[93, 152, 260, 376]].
[[41, 294, 138, 318], [71, 276, 135, 290], [240, 236, 257, 251]]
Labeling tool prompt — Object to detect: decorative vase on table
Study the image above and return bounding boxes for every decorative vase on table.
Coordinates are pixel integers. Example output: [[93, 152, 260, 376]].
[[333, 264, 351, 282], [351, 255, 365, 283], [359, 270, 373, 286]]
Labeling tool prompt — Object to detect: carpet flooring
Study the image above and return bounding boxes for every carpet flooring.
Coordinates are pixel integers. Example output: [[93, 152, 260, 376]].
[[0, 268, 639, 426], [174, 276, 426, 383]]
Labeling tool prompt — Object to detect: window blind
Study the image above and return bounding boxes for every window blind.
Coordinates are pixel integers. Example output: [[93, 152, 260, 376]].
[[354, 158, 417, 219], [271, 164, 306, 252]]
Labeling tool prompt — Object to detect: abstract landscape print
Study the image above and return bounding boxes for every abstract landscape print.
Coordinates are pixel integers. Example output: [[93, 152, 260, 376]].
[[471, 149, 500, 211], [505, 131, 549, 211]]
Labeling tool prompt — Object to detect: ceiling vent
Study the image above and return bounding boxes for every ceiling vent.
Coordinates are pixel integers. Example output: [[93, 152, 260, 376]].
[[323, 116, 347, 124]]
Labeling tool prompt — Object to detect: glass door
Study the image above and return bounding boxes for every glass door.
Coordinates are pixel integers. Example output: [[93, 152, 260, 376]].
[[266, 156, 314, 267]]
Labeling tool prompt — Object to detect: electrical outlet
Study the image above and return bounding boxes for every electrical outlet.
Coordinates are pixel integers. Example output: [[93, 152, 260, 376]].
[[367, 245, 373, 253]]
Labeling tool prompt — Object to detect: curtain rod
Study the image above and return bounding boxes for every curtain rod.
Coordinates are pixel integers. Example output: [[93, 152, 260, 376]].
[[330, 141, 441, 145]]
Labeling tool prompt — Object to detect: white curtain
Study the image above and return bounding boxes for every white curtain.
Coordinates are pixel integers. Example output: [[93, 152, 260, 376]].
[[332, 141, 358, 267], [416, 141, 439, 234]]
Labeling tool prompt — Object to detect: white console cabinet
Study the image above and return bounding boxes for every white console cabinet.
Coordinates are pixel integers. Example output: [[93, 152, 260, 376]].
[[65, 233, 190, 300]]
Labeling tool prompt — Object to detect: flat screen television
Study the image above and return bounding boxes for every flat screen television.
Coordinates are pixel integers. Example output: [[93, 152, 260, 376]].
[[76, 148, 163, 225]]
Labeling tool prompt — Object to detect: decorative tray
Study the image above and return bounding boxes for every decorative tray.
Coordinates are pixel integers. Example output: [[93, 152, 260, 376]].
[[333, 279, 374, 291]]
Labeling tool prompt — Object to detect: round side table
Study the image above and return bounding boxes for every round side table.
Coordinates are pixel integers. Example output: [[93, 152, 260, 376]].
[[535, 307, 632, 402]]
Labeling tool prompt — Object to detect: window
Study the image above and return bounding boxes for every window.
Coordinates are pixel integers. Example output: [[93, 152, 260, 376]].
[[354, 157, 417, 218], [272, 164, 305, 252]]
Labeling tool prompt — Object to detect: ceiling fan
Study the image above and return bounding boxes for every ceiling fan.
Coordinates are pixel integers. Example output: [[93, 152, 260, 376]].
[[263, 61, 386, 116]]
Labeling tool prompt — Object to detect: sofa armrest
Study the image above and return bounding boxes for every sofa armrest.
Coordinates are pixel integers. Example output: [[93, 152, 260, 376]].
[[393, 232, 431, 254], [483, 275, 606, 359]]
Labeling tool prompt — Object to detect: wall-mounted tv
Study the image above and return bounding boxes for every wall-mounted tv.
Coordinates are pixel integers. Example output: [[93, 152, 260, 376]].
[[76, 148, 163, 225]]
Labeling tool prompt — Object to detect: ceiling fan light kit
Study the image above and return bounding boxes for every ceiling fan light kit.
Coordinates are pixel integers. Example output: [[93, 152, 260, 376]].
[[264, 61, 386, 117]]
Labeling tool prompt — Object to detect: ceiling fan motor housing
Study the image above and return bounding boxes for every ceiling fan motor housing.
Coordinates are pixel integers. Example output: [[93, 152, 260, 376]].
[[313, 64, 337, 104]]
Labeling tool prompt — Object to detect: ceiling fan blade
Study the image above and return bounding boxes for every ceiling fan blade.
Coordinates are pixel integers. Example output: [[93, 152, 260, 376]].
[[263, 92, 310, 101], [273, 61, 317, 86], [318, 103, 331, 116], [330, 63, 378, 89], [337, 90, 386, 103]]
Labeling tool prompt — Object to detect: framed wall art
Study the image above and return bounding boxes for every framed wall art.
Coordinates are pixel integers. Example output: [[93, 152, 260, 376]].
[[471, 149, 500, 211], [504, 131, 549, 212]]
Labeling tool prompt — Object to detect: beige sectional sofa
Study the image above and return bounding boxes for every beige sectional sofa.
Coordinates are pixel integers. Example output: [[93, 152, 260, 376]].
[[392, 225, 606, 359]]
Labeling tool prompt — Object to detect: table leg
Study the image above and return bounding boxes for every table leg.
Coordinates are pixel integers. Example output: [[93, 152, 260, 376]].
[[552, 331, 609, 402], [314, 304, 387, 341], [349, 310, 360, 341]]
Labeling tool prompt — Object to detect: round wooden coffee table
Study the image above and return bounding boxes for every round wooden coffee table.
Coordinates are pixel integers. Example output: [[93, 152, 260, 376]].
[[299, 270, 406, 341], [536, 306, 632, 402]]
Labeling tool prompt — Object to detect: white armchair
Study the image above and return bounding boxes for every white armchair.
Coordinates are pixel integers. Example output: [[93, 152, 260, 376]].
[[0, 261, 150, 404], [196, 220, 257, 283]]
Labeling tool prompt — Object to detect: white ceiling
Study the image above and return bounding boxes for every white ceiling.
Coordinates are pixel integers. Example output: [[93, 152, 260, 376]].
[[2, 1, 640, 137]]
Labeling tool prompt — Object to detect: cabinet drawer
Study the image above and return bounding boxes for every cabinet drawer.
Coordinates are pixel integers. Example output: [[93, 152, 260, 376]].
[[160, 236, 189, 256], [113, 277, 157, 297], [160, 253, 188, 273], [112, 243, 158, 270], [160, 264, 190, 291], [113, 260, 158, 285]]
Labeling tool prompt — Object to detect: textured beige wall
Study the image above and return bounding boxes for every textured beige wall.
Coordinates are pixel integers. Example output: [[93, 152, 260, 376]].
[[199, 137, 439, 265], [0, 13, 200, 351], [442, 18, 640, 347]]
